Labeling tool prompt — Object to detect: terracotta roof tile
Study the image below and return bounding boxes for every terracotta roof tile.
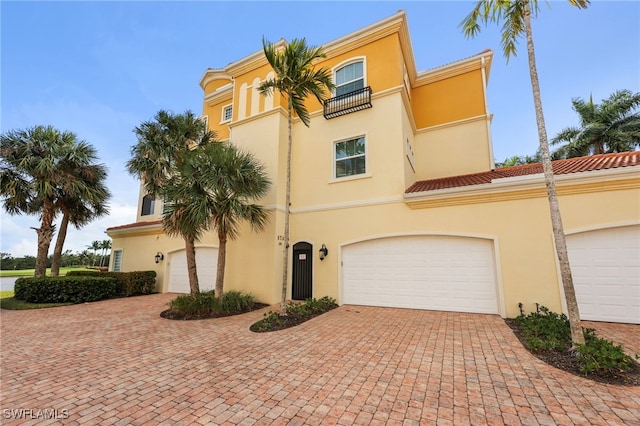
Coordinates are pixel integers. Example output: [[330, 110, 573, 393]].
[[106, 220, 161, 232], [406, 152, 640, 194]]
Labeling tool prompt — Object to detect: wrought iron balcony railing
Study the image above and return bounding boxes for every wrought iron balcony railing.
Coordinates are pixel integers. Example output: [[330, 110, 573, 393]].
[[323, 86, 372, 119]]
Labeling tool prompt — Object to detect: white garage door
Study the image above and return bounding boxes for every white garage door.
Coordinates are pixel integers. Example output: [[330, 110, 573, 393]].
[[567, 225, 640, 324], [168, 248, 217, 293], [342, 235, 498, 314]]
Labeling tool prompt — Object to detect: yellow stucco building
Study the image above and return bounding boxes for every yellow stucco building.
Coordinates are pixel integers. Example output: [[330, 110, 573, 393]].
[[107, 11, 640, 323]]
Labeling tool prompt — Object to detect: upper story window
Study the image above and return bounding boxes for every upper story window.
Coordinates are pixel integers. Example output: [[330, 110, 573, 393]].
[[141, 195, 155, 216], [221, 105, 233, 123], [335, 61, 364, 97], [324, 58, 371, 120], [335, 136, 366, 178]]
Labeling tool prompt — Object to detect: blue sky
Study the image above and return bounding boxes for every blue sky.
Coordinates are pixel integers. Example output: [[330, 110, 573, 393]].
[[1, 1, 638, 257]]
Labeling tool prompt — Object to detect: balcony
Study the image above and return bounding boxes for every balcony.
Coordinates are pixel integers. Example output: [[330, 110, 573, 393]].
[[323, 86, 372, 119]]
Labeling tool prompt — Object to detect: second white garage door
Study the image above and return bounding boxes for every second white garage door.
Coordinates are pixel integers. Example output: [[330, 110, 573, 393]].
[[342, 235, 499, 314], [567, 225, 640, 324], [167, 248, 217, 293]]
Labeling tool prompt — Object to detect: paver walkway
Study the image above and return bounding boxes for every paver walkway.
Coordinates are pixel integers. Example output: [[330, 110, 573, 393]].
[[1, 294, 638, 425]]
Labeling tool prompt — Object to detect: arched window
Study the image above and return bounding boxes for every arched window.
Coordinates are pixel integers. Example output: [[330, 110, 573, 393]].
[[335, 61, 364, 97]]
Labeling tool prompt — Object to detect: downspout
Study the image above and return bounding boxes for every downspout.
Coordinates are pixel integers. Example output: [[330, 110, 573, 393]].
[[481, 55, 496, 170]]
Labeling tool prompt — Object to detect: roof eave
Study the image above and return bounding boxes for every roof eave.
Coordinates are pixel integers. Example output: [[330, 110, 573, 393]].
[[405, 166, 640, 203]]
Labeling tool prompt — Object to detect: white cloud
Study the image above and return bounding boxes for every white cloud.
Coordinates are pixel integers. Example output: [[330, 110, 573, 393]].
[[0, 215, 39, 257]]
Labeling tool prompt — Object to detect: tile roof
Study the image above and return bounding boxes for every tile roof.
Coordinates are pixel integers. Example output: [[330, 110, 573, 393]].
[[406, 152, 640, 194], [106, 220, 161, 232]]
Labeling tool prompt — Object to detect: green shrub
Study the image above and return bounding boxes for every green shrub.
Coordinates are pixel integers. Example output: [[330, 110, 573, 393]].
[[218, 291, 256, 313], [168, 290, 256, 316], [66, 270, 104, 277], [14, 276, 116, 304], [251, 296, 338, 332], [514, 305, 571, 352], [253, 311, 284, 331], [284, 296, 338, 318], [169, 291, 217, 316], [66, 270, 156, 296], [515, 304, 636, 375], [577, 329, 636, 374]]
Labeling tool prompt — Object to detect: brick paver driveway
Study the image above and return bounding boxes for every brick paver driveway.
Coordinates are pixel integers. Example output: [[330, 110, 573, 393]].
[[1, 294, 638, 425]]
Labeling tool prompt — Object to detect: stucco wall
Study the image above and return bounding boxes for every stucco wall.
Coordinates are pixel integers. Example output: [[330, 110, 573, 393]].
[[111, 175, 639, 319]]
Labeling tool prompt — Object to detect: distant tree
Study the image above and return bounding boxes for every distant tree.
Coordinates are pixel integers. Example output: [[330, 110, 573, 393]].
[[127, 110, 215, 294], [87, 240, 102, 266], [58, 250, 74, 268], [79, 250, 91, 266], [461, 0, 590, 346], [99, 239, 112, 267], [258, 38, 334, 311], [0, 253, 13, 270], [495, 152, 541, 168], [0, 125, 105, 277], [552, 90, 640, 159]]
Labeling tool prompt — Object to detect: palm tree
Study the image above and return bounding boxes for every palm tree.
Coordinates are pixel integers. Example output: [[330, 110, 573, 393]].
[[496, 152, 541, 168], [0, 125, 103, 277], [99, 239, 112, 267], [79, 249, 91, 266], [162, 143, 270, 297], [200, 143, 270, 297], [257, 38, 334, 311], [50, 151, 110, 276], [127, 110, 215, 294], [87, 240, 102, 266], [461, 0, 590, 346], [552, 90, 640, 159]]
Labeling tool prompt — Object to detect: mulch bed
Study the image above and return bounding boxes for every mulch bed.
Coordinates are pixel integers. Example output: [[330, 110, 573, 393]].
[[505, 319, 640, 386], [249, 312, 321, 332], [160, 303, 269, 321]]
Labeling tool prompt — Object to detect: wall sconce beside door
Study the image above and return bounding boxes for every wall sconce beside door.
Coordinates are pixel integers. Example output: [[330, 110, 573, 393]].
[[155, 252, 164, 264], [319, 244, 328, 261]]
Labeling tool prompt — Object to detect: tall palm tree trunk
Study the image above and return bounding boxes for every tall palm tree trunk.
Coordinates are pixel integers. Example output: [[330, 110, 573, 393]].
[[34, 198, 55, 277], [50, 212, 70, 276], [184, 237, 200, 294], [215, 231, 227, 298], [281, 101, 293, 312], [524, 6, 584, 346]]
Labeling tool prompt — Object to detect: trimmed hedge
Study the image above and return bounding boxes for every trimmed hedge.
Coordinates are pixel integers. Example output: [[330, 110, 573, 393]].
[[66, 270, 156, 296], [14, 276, 117, 304]]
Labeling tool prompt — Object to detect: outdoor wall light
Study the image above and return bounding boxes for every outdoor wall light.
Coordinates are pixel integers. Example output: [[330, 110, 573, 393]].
[[155, 252, 164, 264], [319, 244, 328, 261]]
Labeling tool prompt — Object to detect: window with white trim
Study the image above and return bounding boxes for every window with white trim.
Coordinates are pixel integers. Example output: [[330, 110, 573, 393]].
[[334, 136, 366, 178], [112, 250, 123, 272], [221, 105, 233, 123], [335, 61, 364, 97]]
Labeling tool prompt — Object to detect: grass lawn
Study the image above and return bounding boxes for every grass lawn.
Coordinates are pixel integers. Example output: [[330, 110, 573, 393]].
[[0, 291, 14, 299], [0, 266, 95, 277], [0, 296, 72, 310], [0, 290, 73, 310]]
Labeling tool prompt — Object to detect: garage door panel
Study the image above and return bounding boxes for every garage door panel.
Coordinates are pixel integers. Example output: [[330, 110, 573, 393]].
[[342, 236, 498, 314], [567, 225, 640, 324], [168, 248, 217, 294]]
